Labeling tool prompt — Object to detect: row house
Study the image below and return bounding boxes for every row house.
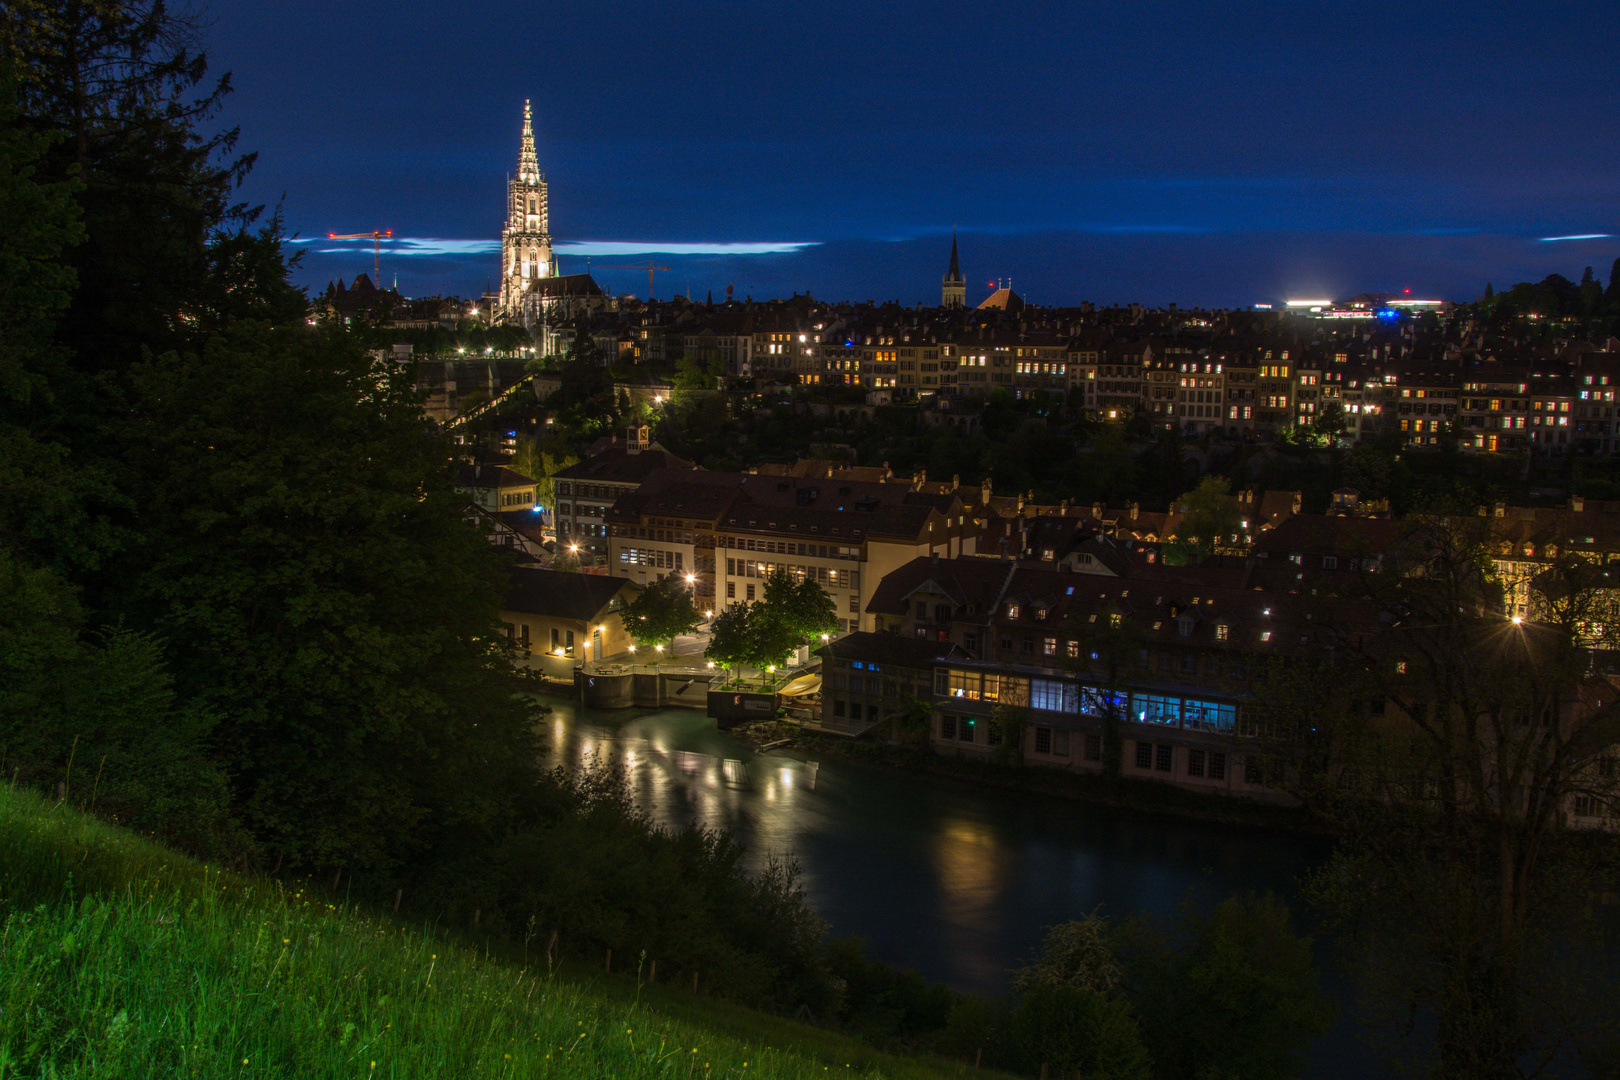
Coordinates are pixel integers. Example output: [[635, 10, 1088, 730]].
[[1390, 369, 1461, 447], [1174, 358, 1228, 435], [1572, 352, 1620, 455]]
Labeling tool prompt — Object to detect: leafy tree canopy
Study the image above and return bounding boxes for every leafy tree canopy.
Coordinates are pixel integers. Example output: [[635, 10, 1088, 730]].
[[620, 575, 701, 652]]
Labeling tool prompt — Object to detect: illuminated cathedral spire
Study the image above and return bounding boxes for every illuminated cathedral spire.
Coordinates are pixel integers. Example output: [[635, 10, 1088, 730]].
[[498, 98, 554, 322], [942, 233, 966, 308]]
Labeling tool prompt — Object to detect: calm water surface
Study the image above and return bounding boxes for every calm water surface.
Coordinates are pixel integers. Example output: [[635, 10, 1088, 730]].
[[541, 700, 1367, 1077]]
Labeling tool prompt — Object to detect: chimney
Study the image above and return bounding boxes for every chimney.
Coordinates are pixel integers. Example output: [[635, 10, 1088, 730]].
[[1129, 501, 1139, 521], [1572, 494, 1586, 512], [981, 477, 993, 504]]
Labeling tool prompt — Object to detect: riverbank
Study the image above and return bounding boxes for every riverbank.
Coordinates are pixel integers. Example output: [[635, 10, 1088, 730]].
[[783, 730, 1335, 838]]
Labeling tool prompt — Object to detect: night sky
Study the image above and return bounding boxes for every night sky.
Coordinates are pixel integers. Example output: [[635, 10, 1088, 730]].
[[208, 0, 1620, 309]]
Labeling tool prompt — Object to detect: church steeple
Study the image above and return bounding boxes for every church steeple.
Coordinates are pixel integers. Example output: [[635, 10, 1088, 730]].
[[942, 233, 966, 308], [518, 99, 540, 185], [498, 99, 555, 324]]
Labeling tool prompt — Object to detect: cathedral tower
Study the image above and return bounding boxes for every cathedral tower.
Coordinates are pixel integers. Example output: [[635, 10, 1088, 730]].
[[498, 100, 555, 319], [941, 234, 965, 308]]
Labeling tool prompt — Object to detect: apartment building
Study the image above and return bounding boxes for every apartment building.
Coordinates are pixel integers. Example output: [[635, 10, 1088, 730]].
[[833, 554, 1366, 799], [552, 427, 695, 558], [606, 466, 983, 633]]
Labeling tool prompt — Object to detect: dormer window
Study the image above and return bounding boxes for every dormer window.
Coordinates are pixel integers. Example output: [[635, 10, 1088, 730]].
[[1007, 604, 1020, 619], [1215, 623, 1230, 641]]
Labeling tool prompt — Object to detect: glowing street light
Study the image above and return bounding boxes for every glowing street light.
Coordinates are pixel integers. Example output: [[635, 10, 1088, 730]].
[[1511, 614, 1524, 625], [704, 609, 713, 619], [685, 573, 696, 584]]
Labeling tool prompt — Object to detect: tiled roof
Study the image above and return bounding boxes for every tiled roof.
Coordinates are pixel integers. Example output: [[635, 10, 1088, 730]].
[[502, 567, 636, 622], [554, 447, 695, 485], [455, 464, 535, 488], [819, 631, 968, 667]]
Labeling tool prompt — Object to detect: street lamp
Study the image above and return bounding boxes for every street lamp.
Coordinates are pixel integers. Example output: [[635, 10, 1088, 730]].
[[685, 573, 696, 584], [704, 609, 713, 619]]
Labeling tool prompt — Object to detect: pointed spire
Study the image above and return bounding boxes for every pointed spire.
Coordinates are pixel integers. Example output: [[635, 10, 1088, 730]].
[[947, 233, 962, 282], [518, 99, 540, 184]]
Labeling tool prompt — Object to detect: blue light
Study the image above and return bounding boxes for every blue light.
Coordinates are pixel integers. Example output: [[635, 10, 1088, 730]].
[[1377, 309, 1400, 320], [531, 505, 544, 513]]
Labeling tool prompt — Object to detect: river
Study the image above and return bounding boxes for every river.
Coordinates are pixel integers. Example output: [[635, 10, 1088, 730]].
[[541, 699, 1369, 1077]]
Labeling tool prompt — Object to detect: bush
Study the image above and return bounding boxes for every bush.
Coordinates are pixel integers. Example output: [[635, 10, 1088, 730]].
[[1010, 985, 1151, 1080], [416, 764, 842, 1016]]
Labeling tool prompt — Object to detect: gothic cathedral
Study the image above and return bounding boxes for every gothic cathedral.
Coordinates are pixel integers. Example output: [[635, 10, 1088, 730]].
[[497, 100, 554, 319]]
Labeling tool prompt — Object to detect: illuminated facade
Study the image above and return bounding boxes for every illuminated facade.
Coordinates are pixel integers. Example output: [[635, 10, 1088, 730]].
[[497, 100, 555, 321]]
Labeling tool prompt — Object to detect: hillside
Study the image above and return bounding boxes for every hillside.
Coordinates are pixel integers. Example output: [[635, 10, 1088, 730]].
[[0, 784, 990, 1079]]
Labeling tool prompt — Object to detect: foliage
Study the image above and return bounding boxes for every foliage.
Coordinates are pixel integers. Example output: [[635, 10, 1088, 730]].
[[1257, 514, 1620, 1077], [1312, 398, 1348, 441], [704, 602, 755, 676], [988, 703, 1026, 766], [825, 938, 957, 1044], [511, 439, 577, 514], [1121, 894, 1331, 1080], [620, 575, 701, 652], [1171, 474, 1242, 558], [1009, 986, 1151, 1080], [705, 570, 837, 678], [1010, 915, 1122, 996], [102, 322, 541, 875]]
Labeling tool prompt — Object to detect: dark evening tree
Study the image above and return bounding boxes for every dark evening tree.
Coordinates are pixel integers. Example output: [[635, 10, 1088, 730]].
[[101, 322, 540, 872], [1257, 515, 1620, 1078], [620, 574, 701, 654]]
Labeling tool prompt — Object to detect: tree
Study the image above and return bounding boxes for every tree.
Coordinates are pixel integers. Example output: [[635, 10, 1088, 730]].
[[773, 568, 840, 647], [1312, 399, 1348, 442], [6, 0, 289, 366], [620, 575, 700, 656], [704, 601, 754, 679], [1171, 475, 1242, 559], [1260, 514, 1620, 1077], [1012, 915, 1122, 996], [702, 570, 836, 683], [1010, 985, 1152, 1080], [103, 321, 542, 874], [1123, 894, 1331, 1080], [511, 439, 577, 515]]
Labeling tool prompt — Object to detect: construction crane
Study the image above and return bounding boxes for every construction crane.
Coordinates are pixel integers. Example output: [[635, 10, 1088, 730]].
[[593, 260, 672, 301], [327, 229, 393, 284]]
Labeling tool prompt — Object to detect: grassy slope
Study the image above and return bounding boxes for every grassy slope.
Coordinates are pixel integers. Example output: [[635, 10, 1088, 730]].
[[0, 785, 993, 1080]]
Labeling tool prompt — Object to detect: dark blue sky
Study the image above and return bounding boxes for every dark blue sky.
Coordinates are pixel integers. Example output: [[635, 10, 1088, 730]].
[[208, 0, 1620, 308]]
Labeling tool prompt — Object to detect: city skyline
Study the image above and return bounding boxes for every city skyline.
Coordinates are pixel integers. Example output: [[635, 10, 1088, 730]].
[[212, 0, 1620, 306]]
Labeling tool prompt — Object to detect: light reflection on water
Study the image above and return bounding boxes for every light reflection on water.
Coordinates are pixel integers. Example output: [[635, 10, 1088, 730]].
[[539, 699, 1364, 1078]]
